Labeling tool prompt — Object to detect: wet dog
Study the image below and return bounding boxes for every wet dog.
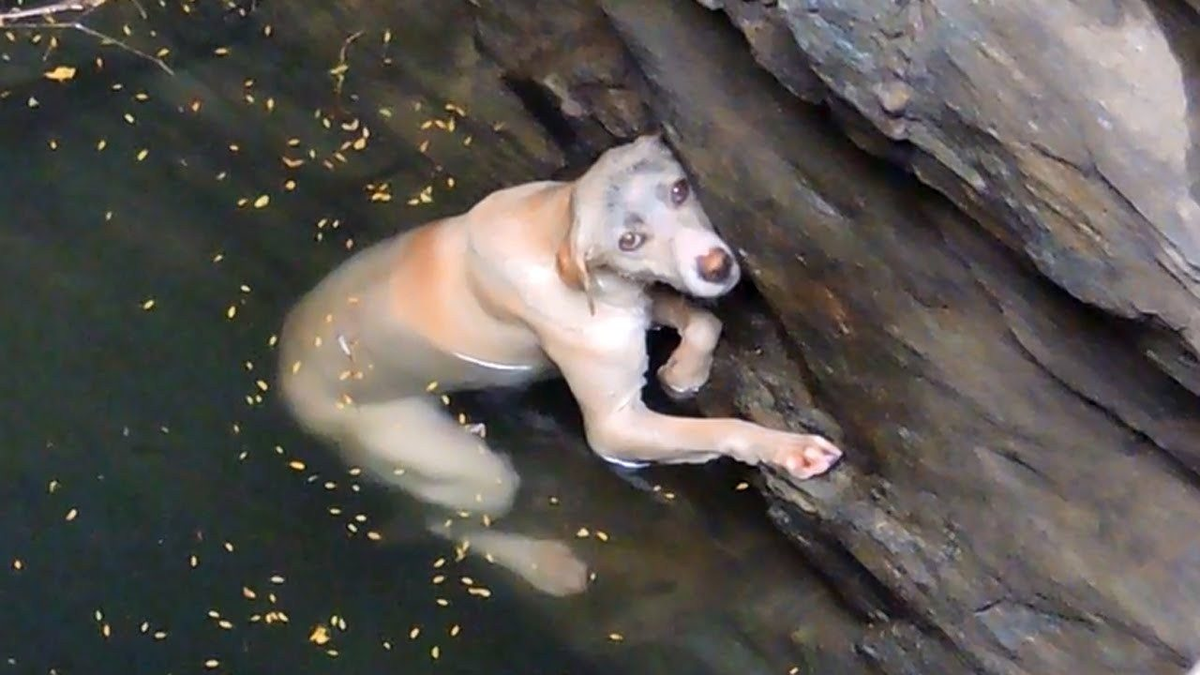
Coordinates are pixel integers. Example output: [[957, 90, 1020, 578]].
[[277, 134, 843, 596]]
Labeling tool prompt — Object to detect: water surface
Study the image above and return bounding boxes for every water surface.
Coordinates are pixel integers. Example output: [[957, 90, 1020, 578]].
[[0, 4, 857, 673]]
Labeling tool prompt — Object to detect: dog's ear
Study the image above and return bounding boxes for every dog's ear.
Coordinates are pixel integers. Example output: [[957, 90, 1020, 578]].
[[554, 234, 588, 292], [557, 187, 597, 313]]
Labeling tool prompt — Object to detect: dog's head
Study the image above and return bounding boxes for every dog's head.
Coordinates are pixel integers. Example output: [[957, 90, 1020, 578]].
[[558, 134, 741, 300]]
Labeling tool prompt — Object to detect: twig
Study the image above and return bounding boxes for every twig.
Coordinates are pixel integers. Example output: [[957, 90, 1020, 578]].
[[0, 0, 106, 26], [329, 30, 364, 120], [0, 0, 174, 74]]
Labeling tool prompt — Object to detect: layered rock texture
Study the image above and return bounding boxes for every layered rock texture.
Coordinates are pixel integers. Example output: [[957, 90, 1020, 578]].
[[469, 1, 1200, 673]]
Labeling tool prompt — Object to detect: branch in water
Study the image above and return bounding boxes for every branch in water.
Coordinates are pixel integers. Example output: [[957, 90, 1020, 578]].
[[0, 0, 174, 74]]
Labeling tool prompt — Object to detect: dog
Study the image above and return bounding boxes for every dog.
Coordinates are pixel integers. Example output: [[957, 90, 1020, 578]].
[[277, 134, 843, 596]]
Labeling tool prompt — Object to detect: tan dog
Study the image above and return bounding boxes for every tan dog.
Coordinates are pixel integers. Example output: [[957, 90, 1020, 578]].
[[277, 134, 842, 596]]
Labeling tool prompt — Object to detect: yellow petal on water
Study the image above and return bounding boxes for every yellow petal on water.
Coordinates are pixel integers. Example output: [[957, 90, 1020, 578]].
[[608, 632, 625, 642], [136, 148, 148, 162], [309, 624, 331, 645], [204, 660, 219, 669], [43, 65, 76, 81], [65, 508, 78, 521], [430, 645, 440, 660], [253, 194, 270, 208], [226, 305, 237, 319], [141, 299, 156, 310], [288, 460, 306, 471], [575, 527, 590, 538], [96, 139, 107, 151], [735, 481, 750, 491], [213, 47, 230, 56]]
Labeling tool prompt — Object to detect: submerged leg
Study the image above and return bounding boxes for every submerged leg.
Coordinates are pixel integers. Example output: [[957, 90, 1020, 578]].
[[344, 396, 589, 596]]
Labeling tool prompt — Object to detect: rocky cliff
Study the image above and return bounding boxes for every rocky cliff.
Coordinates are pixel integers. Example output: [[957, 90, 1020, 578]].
[[469, 1, 1200, 673]]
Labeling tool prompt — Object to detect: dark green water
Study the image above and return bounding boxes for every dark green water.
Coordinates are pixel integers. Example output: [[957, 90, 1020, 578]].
[[0, 3, 857, 673]]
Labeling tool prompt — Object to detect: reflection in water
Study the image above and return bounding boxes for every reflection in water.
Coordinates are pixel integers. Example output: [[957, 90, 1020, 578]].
[[0, 2, 859, 673]]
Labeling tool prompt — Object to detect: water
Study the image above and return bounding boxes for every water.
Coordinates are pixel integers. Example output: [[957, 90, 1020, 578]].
[[0, 3, 859, 673]]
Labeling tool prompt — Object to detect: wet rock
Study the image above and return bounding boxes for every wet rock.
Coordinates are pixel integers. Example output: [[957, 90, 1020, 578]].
[[700, 0, 1200, 403], [595, 0, 1200, 673], [465, 0, 1200, 671]]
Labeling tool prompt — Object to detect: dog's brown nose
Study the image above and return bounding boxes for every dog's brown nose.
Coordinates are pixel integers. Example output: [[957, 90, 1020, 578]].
[[696, 247, 733, 283]]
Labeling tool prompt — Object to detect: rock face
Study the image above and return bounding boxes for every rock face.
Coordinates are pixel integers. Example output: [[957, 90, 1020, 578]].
[[468, 0, 1200, 673]]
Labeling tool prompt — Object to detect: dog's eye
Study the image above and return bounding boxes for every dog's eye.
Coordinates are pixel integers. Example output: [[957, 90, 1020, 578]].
[[618, 231, 646, 252], [670, 178, 690, 206]]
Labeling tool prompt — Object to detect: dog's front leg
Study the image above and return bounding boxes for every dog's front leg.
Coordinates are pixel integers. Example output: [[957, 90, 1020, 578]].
[[587, 403, 842, 479], [650, 289, 721, 398], [538, 327, 842, 480]]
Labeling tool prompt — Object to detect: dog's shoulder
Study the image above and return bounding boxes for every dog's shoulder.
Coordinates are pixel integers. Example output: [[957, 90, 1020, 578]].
[[461, 180, 569, 272]]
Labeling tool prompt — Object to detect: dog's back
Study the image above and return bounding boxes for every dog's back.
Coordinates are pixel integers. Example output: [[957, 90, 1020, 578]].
[[276, 182, 567, 439]]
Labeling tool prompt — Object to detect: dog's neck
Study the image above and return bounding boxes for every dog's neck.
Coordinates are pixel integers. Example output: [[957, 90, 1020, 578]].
[[542, 183, 649, 313], [587, 268, 648, 310]]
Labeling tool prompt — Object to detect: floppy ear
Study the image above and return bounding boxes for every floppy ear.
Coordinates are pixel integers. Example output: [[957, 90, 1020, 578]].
[[555, 186, 598, 313]]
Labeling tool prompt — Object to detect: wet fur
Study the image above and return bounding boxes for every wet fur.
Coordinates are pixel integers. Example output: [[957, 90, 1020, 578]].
[[276, 135, 842, 596]]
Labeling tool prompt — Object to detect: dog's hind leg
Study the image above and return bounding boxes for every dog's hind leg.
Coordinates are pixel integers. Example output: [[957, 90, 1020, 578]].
[[345, 397, 589, 596]]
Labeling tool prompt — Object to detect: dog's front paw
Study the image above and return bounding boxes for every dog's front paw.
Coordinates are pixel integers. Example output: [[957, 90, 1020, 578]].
[[656, 355, 713, 399], [767, 433, 843, 480]]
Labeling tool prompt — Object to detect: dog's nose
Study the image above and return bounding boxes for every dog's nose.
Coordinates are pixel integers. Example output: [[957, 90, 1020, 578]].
[[696, 247, 734, 283]]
